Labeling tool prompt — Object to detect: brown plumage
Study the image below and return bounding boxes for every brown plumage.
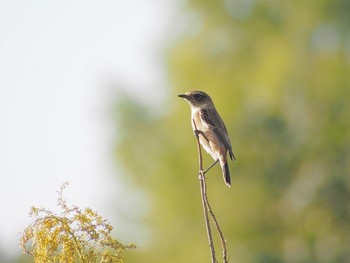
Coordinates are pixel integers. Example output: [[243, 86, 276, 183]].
[[178, 91, 235, 187]]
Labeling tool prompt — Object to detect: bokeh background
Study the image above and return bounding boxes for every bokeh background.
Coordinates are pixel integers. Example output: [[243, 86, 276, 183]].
[[1, 0, 349, 262]]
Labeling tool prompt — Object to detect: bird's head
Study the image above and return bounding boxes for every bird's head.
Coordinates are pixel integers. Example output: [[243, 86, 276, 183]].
[[178, 91, 213, 108]]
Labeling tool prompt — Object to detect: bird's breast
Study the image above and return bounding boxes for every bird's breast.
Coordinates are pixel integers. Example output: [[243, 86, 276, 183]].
[[190, 108, 224, 161]]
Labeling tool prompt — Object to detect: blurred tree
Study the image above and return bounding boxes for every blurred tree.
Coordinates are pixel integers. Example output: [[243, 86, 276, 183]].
[[115, 0, 350, 262]]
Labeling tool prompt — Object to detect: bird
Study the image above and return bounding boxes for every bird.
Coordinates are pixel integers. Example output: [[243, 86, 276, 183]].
[[178, 91, 236, 187]]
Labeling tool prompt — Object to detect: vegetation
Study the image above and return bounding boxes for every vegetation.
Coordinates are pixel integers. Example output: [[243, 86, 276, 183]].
[[20, 183, 135, 263], [115, 0, 350, 262], [15, 1, 350, 262]]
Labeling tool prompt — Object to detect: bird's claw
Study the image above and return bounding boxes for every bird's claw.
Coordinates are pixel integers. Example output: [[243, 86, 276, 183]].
[[198, 172, 206, 180], [193, 129, 209, 143]]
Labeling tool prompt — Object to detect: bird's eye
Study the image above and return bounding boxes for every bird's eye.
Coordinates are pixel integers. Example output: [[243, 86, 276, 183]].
[[194, 93, 203, 101]]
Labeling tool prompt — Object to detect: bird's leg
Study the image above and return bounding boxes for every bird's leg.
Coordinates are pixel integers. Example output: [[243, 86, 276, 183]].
[[194, 129, 209, 143], [203, 159, 219, 174], [193, 119, 212, 180], [192, 120, 209, 144]]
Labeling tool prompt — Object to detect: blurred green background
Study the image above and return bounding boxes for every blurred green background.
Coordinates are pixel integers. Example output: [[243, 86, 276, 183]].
[[9, 0, 350, 262], [116, 1, 350, 262]]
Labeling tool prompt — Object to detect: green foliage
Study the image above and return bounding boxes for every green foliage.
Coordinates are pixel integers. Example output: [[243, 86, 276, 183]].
[[20, 183, 136, 263], [114, 0, 350, 262]]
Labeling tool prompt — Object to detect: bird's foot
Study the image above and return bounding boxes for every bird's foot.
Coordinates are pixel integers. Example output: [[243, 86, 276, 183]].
[[198, 171, 206, 180], [193, 129, 209, 143], [192, 119, 209, 142]]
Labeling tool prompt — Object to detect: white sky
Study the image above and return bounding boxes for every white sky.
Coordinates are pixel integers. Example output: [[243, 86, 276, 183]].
[[0, 1, 176, 260]]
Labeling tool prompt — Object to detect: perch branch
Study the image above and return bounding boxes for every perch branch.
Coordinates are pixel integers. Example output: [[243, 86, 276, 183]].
[[192, 119, 229, 263], [193, 119, 217, 263], [205, 195, 228, 263]]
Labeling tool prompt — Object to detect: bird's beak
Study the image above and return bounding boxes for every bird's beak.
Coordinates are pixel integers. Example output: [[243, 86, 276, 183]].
[[178, 94, 188, 99]]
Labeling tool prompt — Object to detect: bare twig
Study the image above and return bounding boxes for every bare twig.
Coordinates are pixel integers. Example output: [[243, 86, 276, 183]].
[[192, 119, 229, 263], [193, 120, 217, 263], [205, 196, 228, 263]]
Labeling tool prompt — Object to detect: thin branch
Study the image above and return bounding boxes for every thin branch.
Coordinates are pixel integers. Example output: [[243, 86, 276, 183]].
[[193, 119, 217, 263], [192, 119, 229, 263], [205, 195, 228, 263]]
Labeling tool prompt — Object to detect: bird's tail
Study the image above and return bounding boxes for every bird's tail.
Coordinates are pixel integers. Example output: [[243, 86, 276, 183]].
[[222, 162, 231, 187]]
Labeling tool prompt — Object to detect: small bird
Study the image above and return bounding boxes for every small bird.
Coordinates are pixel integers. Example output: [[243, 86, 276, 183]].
[[178, 91, 236, 187]]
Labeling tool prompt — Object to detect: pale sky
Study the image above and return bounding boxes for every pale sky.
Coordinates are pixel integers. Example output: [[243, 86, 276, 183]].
[[0, 1, 177, 260]]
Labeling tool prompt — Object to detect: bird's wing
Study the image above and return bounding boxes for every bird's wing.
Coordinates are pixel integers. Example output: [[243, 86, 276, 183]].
[[200, 109, 236, 160]]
